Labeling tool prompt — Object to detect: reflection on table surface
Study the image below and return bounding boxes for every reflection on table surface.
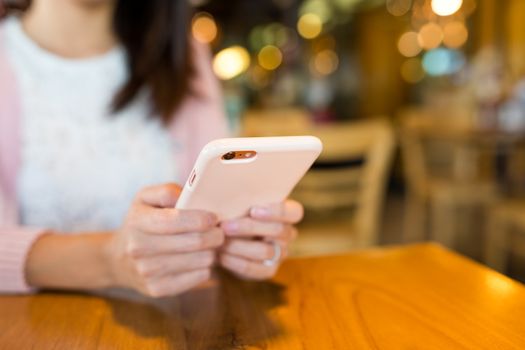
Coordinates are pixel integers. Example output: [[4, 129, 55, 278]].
[[1, 243, 525, 349]]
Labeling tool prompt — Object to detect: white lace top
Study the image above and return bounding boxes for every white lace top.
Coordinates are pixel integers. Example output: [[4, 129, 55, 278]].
[[4, 17, 180, 232]]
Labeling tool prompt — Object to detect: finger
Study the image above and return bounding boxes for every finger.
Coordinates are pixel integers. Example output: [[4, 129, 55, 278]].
[[134, 250, 216, 279], [221, 238, 288, 262], [127, 228, 224, 257], [131, 206, 217, 235], [220, 254, 278, 281], [136, 183, 182, 208], [221, 218, 296, 241], [250, 200, 304, 224], [142, 268, 211, 298], [221, 217, 283, 238], [289, 226, 298, 241], [263, 225, 298, 243]]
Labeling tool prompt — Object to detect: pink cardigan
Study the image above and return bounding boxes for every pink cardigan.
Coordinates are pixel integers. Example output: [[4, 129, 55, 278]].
[[0, 27, 228, 293]]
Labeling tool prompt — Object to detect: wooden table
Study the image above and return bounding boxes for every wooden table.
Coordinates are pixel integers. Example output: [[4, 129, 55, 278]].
[[1, 243, 525, 349]]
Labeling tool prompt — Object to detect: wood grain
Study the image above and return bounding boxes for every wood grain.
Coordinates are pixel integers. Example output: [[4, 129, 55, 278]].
[[1, 243, 524, 349]]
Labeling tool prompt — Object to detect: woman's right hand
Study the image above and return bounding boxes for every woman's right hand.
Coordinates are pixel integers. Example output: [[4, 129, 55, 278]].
[[104, 184, 223, 297]]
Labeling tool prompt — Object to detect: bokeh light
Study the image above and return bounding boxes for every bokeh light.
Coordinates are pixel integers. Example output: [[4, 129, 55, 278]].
[[299, 0, 332, 23], [398, 31, 422, 57], [418, 22, 443, 50], [311, 49, 339, 76], [443, 21, 468, 48], [401, 58, 425, 83], [422, 48, 465, 76], [431, 0, 463, 16], [258, 45, 283, 70], [273, 25, 290, 47], [386, 0, 413, 17], [191, 12, 218, 44], [412, 0, 435, 23], [249, 26, 265, 51], [297, 13, 323, 39], [262, 23, 290, 48], [212, 46, 250, 80]]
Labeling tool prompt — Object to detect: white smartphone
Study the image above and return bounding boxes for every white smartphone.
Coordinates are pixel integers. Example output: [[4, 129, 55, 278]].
[[176, 136, 323, 220]]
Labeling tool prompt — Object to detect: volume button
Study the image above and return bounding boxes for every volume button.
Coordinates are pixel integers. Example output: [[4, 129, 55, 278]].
[[188, 170, 197, 187]]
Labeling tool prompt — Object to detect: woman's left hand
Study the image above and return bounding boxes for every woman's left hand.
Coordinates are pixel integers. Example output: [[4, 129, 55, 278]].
[[219, 199, 303, 280]]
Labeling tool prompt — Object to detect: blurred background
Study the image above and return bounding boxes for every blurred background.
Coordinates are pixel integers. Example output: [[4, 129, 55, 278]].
[[192, 0, 525, 280]]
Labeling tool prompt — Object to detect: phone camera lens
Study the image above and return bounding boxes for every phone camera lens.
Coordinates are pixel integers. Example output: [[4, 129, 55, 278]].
[[223, 151, 236, 160]]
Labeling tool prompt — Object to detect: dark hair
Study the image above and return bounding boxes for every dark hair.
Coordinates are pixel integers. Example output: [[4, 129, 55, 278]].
[[2, 0, 194, 124]]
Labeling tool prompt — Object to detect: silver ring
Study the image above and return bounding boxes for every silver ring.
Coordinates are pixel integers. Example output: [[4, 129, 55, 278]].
[[263, 241, 281, 267]]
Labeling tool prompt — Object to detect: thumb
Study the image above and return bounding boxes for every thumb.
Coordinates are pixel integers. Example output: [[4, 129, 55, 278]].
[[137, 183, 182, 208]]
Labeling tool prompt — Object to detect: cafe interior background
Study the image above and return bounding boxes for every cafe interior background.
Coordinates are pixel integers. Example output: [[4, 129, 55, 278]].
[[191, 0, 525, 281]]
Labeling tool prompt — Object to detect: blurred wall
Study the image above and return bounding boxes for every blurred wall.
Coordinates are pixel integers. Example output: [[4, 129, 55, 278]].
[[355, 8, 406, 118], [504, 0, 525, 81]]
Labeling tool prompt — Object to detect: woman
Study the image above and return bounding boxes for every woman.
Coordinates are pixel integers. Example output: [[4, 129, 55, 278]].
[[0, 0, 302, 297]]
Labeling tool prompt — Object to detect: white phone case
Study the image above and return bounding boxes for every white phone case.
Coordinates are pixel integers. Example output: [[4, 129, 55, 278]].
[[176, 136, 323, 220]]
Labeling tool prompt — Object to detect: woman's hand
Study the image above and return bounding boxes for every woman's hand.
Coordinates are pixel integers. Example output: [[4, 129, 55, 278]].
[[105, 184, 223, 297], [218, 199, 303, 280]]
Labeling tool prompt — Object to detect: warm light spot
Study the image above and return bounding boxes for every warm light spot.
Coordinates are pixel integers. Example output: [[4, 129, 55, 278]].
[[311, 49, 339, 75], [258, 45, 283, 70], [212, 46, 250, 80], [412, 0, 435, 22], [401, 58, 425, 83], [398, 31, 421, 57], [191, 12, 218, 44], [297, 13, 323, 39], [418, 22, 443, 50], [485, 274, 517, 297], [443, 21, 468, 48], [431, 0, 463, 16], [386, 0, 413, 17]]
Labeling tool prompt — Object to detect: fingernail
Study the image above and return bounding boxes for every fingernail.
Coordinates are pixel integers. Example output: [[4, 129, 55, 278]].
[[221, 221, 239, 234], [251, 206, 270, 218]]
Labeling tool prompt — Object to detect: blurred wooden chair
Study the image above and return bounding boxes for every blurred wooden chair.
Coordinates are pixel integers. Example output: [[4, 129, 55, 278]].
[[242, 109, 395, 255], [485, 200, 525, 272], [242, 107, 313, 136], [399, 109, 499, 252], [485, 145, 525, 272]]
